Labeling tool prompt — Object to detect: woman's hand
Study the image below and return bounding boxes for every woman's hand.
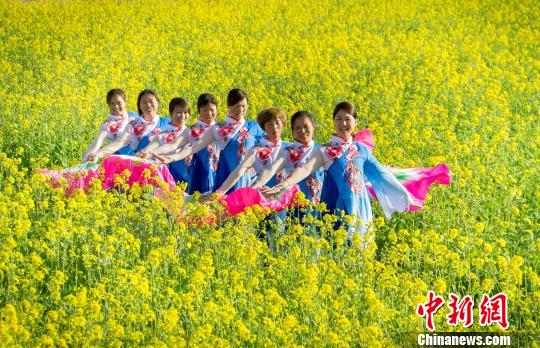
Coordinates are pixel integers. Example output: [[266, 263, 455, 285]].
[[85, 154, 97, 163], [151, 153, 170, 164], [261, 182, 290, 196], [138, 152, 150, 159], [410, 199, 423, 209]]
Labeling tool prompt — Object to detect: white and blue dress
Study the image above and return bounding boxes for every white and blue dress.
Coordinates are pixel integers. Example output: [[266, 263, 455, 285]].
[[320, 135, 414, 240], [213, 117, 264, 193], [186, 120, 220, 194]]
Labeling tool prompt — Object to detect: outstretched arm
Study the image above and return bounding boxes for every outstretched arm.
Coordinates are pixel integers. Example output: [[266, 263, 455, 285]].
[[155, 126, 215, 163], [140, 130, 189, 157], [262, 149, 324, 194], [93, 130, 130, 162], [190, 126, 216, 154], [363, 149, 419, 218], [252, 156, 285, 189], [137, 139, 161, 157], [82, 125, 108, 162], [216, 148, 257, 193]]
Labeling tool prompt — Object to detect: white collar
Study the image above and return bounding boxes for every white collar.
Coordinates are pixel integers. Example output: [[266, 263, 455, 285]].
[[293, 140, 315, 149], [260, 136, 281, 148], [330, 134, 352, 146], [139, 114, 159, 125], [195, 119, 215, 128], [225, 115, 244, 126], [107, 112, 128, 121]]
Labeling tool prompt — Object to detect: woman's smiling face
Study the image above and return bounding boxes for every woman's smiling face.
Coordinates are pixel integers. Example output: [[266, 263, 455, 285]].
[[140, 94, 159, 118], [292, 115, 314, 145], [108, 94, 126, 116], [171, 105, 190, 127], [199, 103, 218, 124], [333, 109, 357, 140], [228, 98, 248, 120]]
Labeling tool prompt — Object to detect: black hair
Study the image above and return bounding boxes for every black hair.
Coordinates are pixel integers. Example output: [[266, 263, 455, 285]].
[[227, 88, 248, 107], [169, 97, 190, 116], [290, 110, 315, 130], [333, 101, 357, 119], [106, 88, 126, 104], [197, 93, 218, 112]]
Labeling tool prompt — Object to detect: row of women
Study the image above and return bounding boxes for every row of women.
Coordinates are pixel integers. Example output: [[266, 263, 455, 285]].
[[61, 88, 450, 242]]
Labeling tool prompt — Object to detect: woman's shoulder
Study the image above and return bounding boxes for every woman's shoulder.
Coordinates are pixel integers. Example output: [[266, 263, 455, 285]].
[[352, 141, 370, 154], [245, 120, 263, 132]]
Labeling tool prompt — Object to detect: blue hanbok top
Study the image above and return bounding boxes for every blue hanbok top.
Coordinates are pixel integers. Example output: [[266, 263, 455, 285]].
[[150, 123, 192, 184], [320, 135, 413, 240], [282, 140, 325, 203], [186, 120, 220, 194], [116, 115, 171, 155], [213, 117, 265, 193]]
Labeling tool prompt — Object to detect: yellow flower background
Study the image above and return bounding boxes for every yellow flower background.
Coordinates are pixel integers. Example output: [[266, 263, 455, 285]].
[[0, 0, 538, 346]]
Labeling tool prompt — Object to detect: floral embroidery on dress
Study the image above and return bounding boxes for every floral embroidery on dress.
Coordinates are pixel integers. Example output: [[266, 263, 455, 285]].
[[346, 144, 360, 161], [156, 124, 183, 143], [237, 127, 250, 161], [184, 154, 193, 166], [163, 132, 179, 143], [287, 146, 304, 165], [306, 175, 323, 203], [190, 125, 205, 141], [325, 143, 345, 162], [217, 123, 235, 140], [344, 144, 363, 193], [275, 170, 286, 184], [207, 143, 220, 171], [107, 121, 122, 136], [257, 146, 272, 165], [132, 124, 147, 138]]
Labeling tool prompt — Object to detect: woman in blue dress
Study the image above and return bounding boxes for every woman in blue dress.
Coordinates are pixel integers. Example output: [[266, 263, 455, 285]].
[[92, 89, 171, 161], [151, 93, 220, 194], [254, 110, 324, 249], [255, 111, 325, 206], [158, 88, 264, 193], [264, 102, 418, 245], [138, 97, 192, 184], [215, 107, 290, 194]]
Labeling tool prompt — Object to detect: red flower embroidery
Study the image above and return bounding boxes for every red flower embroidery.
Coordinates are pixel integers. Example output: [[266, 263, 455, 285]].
[[306, 176, 322, 203], [288, 148, 303, 164], [344, 145, 363, 193], [236, 127, 250, 161], [346, 144, 360, 161], [238, 128, 250, 140], [132, 124, 146, 138], [275, 170, 285, 183], [257, 147, 272, 162], [208, 143, 220, 171], [107, 121, 121, 135], [218, 125, 235, 138], [326, 144, 344, 160], [190, 126, 204, 140], [164, 132, 179, 143]]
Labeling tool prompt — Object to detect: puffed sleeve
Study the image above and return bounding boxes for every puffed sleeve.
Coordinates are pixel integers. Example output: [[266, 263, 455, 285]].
[[363, 147, 415, 219]]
